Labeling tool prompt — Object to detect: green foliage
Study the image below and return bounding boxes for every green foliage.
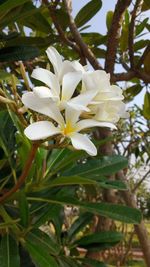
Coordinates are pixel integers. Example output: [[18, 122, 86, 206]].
[[0, 46, 40, 62], [75, 0, 102, 28], [0, 0, 149, 266], [143, 92, 150, 119], [0, 233, 20, 267]]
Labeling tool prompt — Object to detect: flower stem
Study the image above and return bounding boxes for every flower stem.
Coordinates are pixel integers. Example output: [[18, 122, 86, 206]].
[[0, 143, 39, 204]]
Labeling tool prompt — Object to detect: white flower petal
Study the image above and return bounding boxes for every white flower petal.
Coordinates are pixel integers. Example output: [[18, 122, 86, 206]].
[[71, 60, 87, 73], [67, 90, 97, 111], [83, 70, 110, 92], [70, 132, 97, 156], [24, 121, 61, 141], [65, 106, 81, 127], [33, 86, 59, 100], [22, 92, 64, 125], [76, 119, 117, 131], [67, 103, 90, 112], [46, 46, 63, 78], [31, 68, 60, 96], [62, 71, 82, 101]]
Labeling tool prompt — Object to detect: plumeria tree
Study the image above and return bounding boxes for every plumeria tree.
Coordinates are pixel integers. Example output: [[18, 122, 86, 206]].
[[0, 0, 149, 267]]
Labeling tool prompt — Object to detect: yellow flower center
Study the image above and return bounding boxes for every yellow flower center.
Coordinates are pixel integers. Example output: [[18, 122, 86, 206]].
[[63, 122, 76, 136]]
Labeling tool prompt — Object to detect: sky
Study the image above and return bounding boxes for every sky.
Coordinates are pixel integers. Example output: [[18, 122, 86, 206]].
[[72, 0, 149, 108]]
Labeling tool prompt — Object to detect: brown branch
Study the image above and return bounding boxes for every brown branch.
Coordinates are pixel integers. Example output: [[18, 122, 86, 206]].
[[136, 43, 150, 69], [0, 143, 39, 203], [63, 0, 103, 70], [132, 169, 150, 193], [42, 0, 80, 53], [105, 0, 132, 74], [112, 70, 150, 83], [128, 0, 143, 69]]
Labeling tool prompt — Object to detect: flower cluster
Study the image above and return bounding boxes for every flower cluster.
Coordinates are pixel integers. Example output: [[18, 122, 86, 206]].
[[22, 47, 127, 156]]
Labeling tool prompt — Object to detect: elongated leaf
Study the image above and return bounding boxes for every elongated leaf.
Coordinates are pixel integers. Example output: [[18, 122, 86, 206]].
[[40, 176, 127, 191], [24, 235, 59, 267], [0, 233, 20, 267], [18, 190, 29, 227], [26, 229, 60, 255], [75, 0, 102, 28], [62, 155, 128, 177], [76, 231, 123, 251], [28, 196, 142, 224], [0, 46, 39, 62], [0, 0, 30, 14], [143, 92, 150, 119], [68, 212, 93, 240], [79, 258, 107, 267]]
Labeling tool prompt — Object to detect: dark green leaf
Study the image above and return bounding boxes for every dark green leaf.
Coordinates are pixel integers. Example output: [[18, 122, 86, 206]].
[[62, 155, 128, 177], [68, 212, 93, 240], [79, 258, 107, 267], [0, 46, 39, 62], [24, 231, 59, 267], [18, 190, 29, 227], [76, 231, 123, 251], [0, 0, 30, 14], [26, 229, 60, 255], [75, 0, 102, 28], [0, 233, 20, 267], [29, 196, 142, 224]]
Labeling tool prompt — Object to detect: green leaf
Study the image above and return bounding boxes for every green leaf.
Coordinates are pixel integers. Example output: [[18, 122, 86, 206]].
[[5, 36, 56, 48], [125, 84, 143, 101], [0, 46, 39, 62], [143, 92, 150, 119], [0, 0, 30, 15], [106, 11, 113, 31], [0, 233, 20, 267], [28, 196, 142, 224], [62, 155, 128, 177], [24, 231, 59, 267], [134, 39, 149, 51], [68, 212, 93, 240], [136, 18, 149, 36], [81, 32, 105, 46], [75, 0, 102, 28], [0, 70, 12, 81], [120, 25, 128, 52], [79, 258, 107, 267], [91, 47, 106, 58], [39, 176, 127, 191], [76, 231, 123, 251], [26, 229, 60, 255], [18, 190, 29, 227]]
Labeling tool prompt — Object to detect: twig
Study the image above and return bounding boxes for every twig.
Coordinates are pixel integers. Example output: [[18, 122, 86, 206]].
[[63, 0, 103, 70], [128, 0, 143, 69], [0, 143, 39, 203], [132, 169, 150, 193], [105, 0, 132, 74]]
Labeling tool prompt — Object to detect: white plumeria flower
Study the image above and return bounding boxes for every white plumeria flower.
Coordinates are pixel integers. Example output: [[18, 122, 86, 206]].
[[31, 66, 95, 112], [82, 70, 124, 103], [46, 46, 87, 83], [24, 105, 116, 156], [93, 101, 129, 123]]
